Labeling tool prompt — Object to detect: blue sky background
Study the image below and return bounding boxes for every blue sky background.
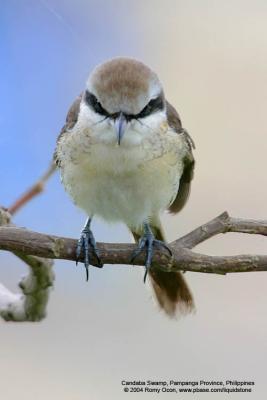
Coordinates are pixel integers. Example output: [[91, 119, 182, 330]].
[[1, 0, 141, 231], [1, 1, 267, 399]]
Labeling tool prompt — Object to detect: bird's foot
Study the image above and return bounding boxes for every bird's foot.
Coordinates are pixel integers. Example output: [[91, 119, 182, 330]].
[[76, 226, 103, 281], [130, 225, 172, 283]]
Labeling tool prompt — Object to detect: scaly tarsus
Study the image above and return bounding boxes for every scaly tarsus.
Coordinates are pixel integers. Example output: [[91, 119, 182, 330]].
[[76, 217, 103, 281], [130, 222, 172, 283]]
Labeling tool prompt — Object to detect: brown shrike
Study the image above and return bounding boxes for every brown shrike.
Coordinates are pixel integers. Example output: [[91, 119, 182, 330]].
[[55, 57, 195, 316]]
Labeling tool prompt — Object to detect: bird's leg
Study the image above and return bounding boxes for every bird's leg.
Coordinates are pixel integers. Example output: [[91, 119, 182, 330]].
[[130, 222, 172, 283], [76, 217, 103, 281]]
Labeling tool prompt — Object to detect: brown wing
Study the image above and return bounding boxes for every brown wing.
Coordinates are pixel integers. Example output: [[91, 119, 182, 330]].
[[54, 92, 83, 166], [166, 101, 195, 214]]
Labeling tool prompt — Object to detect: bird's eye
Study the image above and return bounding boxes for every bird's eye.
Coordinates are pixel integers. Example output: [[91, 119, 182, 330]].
[[85, 91, 109, 117], [137, 95, 164, 119]]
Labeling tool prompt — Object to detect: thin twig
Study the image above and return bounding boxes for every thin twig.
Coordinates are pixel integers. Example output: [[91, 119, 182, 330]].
[[8, 161, 56, 215], [174, 212, 267, 249]]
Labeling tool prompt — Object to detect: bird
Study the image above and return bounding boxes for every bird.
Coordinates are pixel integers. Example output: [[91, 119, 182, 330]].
[[55, 57, 195, 316]]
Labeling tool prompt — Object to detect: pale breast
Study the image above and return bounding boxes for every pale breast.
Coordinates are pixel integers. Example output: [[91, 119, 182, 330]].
[[58, 127, 186, 228]]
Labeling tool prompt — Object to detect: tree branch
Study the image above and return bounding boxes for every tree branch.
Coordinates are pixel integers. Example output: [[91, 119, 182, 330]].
[[1, 211, 267, 276], [0, 254, 54, 322], [0, 207, 55, 322]]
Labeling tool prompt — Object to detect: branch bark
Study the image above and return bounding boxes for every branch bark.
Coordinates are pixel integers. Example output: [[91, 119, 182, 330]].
[[1, 212, 267, 276]]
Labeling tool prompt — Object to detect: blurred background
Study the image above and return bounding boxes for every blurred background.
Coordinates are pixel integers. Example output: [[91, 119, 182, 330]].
[[1, 0, 267, 399]]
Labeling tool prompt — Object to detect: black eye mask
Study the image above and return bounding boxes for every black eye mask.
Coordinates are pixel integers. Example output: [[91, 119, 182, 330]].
[[85, 90, 164, 120]]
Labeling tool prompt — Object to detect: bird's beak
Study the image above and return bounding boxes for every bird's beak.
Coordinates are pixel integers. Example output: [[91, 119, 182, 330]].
[[115, 112, 127, 145]]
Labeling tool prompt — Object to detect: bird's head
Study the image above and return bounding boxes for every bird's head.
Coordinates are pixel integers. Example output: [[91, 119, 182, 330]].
[[80, 57, 166, 146]]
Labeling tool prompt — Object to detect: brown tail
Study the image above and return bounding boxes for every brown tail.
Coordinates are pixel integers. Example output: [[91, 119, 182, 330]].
[[131, 223, 194, 317]]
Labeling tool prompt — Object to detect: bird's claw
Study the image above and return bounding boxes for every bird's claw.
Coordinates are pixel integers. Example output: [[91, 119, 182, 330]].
[[130, 230, 172, 283], [76, 227, 103, 281]]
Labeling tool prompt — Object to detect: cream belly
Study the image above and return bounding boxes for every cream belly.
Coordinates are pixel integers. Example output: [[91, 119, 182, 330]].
[[60, 142, 183, 228]]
